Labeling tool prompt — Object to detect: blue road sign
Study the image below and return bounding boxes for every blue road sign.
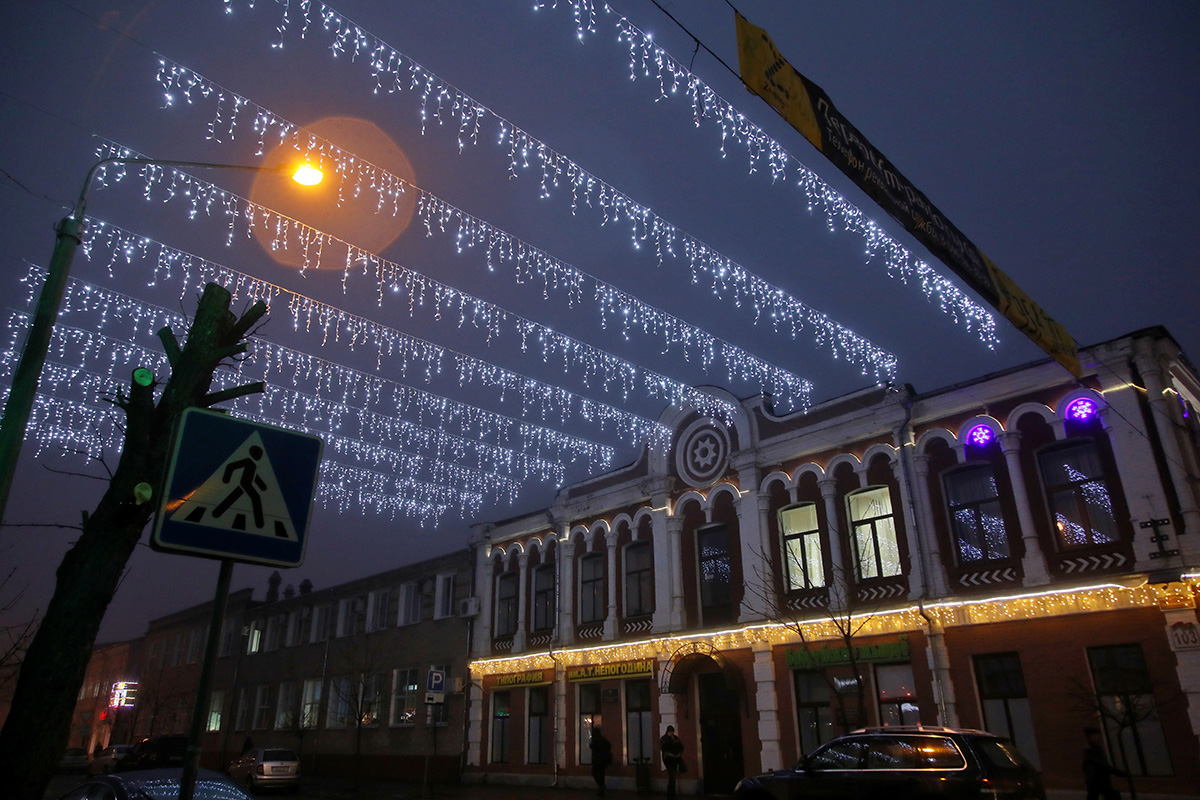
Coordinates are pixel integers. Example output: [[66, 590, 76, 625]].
[[426, 668, 446, 694], [152, 408, 323, 567]]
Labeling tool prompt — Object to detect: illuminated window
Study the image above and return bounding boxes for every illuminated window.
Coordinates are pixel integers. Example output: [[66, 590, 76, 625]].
[[624, 542, 654, 617], [579, 554, 606, 624], [206, 689, 224, 733], [359, 673, 384, 727], [1038, 441, 1118, 549], [974, 652, 1039, 768], [390, 668, 419, 726], [875, 663, 919, 726], [528, 686, 549, 764], [848, 488, 901, 580], [496, 573, 518, 636], [944, 465, 1010, 563], [245, 621, 262, 655], [491, 691, 511, 763], [533, 565, 556, 631], [780, 504, 825, 590]]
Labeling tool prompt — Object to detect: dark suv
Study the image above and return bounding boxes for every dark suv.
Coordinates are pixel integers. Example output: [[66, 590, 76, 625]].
[[734, 726, 1045, 800]]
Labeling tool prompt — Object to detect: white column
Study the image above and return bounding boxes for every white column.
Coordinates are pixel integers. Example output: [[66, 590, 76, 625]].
[[515, 552, 529, 651], [924, 616, 959, 728], [735, 458, 768, 622], [891, 452, 927, 600], [472, 534, 494, 653], [1163, 607, 1200, 740], [651, 487, 673, 633], [605, 529, 619, 639], [559, 536, 576, 646], [668, 515, 685, 628], [910, 453, 950, 597], [467, 679, 484, 766], [752, 640, 783, 771], [819, 478, 849, 610], [999, 431, 1052, 586], [1136, 342, 1200, 537]]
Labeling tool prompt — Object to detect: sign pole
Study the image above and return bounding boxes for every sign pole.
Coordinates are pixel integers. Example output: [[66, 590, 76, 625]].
[[180, 558, 234, 800]]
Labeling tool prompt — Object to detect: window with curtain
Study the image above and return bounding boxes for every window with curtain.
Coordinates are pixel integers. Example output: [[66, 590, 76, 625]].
[[390, 668, 418, 726], [533, 564, 556, 631], [1039, 441, 1119, 548], [780, 504, 825, 590], [495, 573, 518, 636], [848, 487, 902, 580], [875, 663, 920, 726], [624, 542, 654, 617], [974, 652, 1039, 768], [580, 554, 606, 624], [944, 464, 1010, 563]]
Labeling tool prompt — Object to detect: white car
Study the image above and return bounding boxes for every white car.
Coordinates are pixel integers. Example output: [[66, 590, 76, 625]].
[[227, 747, 301, 793], [89, 744, 133, 775]]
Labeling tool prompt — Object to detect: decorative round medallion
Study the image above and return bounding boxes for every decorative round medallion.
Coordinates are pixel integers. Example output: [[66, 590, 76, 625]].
[[675, 419, 731, 488]]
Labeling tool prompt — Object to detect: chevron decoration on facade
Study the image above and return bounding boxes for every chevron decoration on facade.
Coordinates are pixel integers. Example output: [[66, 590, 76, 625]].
[[528, 633, 553, 647], [1060, 553, 1128, 573], [857, 584, 905, 603], [493, 638, 513, 652], [577, 625, 604, 640], [958, 568, 1018, 587], [624, 619, 653, 635], [785, 595, 829, 611]]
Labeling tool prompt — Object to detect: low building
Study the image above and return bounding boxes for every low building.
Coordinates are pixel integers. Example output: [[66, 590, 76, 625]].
[[464, 327, 1200, 796]]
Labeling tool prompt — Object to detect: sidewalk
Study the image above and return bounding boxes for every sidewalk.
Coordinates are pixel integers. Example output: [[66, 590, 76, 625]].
[[301, 775, 653, 800]]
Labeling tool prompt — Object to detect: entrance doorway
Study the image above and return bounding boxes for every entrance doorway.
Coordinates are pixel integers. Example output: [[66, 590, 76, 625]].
[[697, 671, 744, 793]]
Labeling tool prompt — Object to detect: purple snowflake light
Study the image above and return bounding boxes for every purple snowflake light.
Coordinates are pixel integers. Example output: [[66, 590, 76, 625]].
[[967, 425, 994, 447], [1067, 398, 1098, 422]]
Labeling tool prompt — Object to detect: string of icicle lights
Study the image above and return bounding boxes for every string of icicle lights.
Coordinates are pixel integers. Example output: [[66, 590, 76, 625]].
[[192, 8, 909, 380], [25, 263, 622, 474], [90, 141, 781, 419], [534, 1, 999, 347]]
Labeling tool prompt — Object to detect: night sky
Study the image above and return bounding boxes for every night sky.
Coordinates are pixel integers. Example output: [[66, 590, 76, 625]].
[[1, 1, 1197, 644]]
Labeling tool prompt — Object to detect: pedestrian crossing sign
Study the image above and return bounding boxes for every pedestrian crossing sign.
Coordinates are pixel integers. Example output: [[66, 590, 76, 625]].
[[153, 408, 323, 567]]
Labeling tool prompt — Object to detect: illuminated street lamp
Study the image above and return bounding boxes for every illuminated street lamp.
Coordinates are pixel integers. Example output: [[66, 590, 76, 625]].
[[0, 156, 322, 528]]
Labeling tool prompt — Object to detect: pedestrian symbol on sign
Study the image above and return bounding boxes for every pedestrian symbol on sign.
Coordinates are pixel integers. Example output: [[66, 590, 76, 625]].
[[168, 431, 298, 540]]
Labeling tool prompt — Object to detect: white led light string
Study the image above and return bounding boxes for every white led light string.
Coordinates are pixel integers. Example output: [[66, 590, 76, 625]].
[[154, 36, 900, 381], [534, 1, 999, 346], [84, 209, 752, 423], [88, 143, 756, 420], [31, 273, 617, 474]]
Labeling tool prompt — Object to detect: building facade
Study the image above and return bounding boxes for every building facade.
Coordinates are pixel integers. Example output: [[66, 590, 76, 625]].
[[464, 327, 1200, 796]]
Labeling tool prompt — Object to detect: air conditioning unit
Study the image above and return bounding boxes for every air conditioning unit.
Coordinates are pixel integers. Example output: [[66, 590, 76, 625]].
[[457, 596, 481, 618]]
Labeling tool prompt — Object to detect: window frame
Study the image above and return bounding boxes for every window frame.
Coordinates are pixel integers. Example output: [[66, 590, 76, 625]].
[[847, 486, 902, 581], [495, 572, 518, 636], [779, 503, 825, 591], [697, 523, 733, 611], [624, 541, 654, 617], [1038, 439, 1120, 550], [579, 553, 606, 625], [943, 463, 1011, 564], [532, 564, 556, 632]]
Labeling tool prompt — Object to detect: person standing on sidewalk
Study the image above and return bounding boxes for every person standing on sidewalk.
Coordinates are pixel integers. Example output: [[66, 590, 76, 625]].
[[660, 724, 684, 800], [590, 726, 613, 796], [1084, 726, 1127, 800]]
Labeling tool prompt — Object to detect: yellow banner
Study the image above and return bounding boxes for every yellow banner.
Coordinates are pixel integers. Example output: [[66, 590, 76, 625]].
[[735, 13, 821, 152], [566, 660, 655, 682], [495, 669, 552, 688]]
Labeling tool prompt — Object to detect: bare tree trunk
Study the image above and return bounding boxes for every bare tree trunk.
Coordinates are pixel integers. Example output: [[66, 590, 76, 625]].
[[0, 284, 265, 800]]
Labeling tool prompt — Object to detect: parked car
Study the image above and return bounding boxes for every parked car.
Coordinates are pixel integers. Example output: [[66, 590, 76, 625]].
[[56, 767, 252, 800], [112, 735, 188, 772], [56, 747, 90, 774], [734, 726, 1045, 800], [89, 743, 134, 775], [227, 747, 301, 793]]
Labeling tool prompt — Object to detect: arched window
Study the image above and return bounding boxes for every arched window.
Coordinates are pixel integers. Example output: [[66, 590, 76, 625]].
[[624, 542, 653, 617], [847, 487, 901, 580], [579, 554, 606, 624], [495, 572, 517, 637], [1037, 440, 1118, 548], [780, 504, 825, 590], [532, 565, 556, 631], [943, 463, 1009, 563]]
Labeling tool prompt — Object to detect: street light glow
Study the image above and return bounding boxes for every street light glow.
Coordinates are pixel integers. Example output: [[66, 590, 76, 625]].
[[291, 163, 323, 186]]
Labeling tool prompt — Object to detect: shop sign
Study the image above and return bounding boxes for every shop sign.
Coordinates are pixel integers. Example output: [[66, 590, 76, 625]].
[[109, 681, 138, 708], [495, 670, 552, 688], [786, 635, 910, 670], [567, 659, 655, 682]]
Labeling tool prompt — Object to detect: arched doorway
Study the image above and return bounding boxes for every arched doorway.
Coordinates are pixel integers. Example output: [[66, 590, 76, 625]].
[[661, 644, 746, 794]]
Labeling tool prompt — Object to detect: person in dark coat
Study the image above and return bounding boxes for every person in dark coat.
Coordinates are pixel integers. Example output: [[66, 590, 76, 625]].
[[589, 726, 613, 796], [660, 724, 684, 800], [1083, 726, 1127, 800]]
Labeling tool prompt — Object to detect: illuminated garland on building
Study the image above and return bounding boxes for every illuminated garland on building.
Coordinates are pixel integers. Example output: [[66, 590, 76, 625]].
[[469, 580, 1196, 676], [195, 10, 907, 380]]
